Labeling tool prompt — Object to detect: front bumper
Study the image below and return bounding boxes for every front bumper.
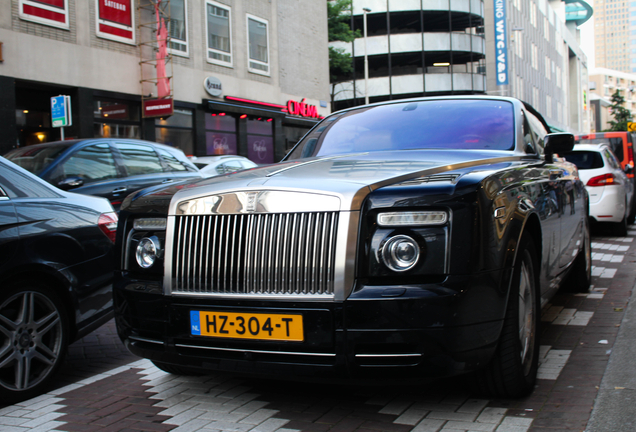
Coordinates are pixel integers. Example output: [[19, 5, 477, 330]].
[[114, 270, 508, 380]]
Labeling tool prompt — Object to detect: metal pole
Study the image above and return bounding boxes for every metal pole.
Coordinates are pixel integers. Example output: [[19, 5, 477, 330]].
[[61, 127, 65, 141], [363, 7, 371, 105]]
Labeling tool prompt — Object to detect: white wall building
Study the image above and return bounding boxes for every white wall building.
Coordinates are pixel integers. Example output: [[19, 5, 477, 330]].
[[0, 0, 330, 161]]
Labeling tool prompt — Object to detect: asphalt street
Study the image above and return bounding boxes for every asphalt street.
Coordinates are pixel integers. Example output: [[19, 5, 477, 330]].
[[1, 224, 636, 432]]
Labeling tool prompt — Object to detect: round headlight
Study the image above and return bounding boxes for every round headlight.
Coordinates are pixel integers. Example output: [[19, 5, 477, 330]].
[[380, 235, 420, 272], [136, 237, 160, 269]]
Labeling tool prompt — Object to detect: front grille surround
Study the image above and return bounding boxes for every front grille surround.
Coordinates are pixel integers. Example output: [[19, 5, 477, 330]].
[[169, 212, 339, 297]]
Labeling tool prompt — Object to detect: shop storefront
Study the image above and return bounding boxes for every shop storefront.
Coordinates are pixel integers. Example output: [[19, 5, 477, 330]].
[[1, 79, 323, 165]]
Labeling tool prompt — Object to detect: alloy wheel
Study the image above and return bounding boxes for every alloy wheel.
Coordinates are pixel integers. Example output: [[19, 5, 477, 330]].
[[0, 291, 64, 392], [518, 255, 536, 377]]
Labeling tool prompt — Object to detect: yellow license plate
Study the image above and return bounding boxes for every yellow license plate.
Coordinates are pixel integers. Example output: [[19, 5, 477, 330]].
[[190, 311, 304, 341]]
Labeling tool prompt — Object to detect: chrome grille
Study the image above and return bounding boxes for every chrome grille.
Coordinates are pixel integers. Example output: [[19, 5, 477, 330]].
[[171, 212, 339, 296]]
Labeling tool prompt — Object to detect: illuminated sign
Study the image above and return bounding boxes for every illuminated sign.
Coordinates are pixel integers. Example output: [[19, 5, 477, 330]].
[[224, 96, 324, 119], [19, 0, 69, 29], [494, 0, 508, 86], [96, 0, 135, 44], [286, 98, 321, 119]]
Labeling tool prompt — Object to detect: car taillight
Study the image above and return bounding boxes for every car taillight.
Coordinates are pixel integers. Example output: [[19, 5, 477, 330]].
[[587, 173, 616, 187], [628, 144, 634, 165], [98, 212, 118, 243]]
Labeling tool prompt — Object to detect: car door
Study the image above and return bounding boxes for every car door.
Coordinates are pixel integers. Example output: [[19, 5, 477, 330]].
[[0, 177, 19, 276], [155, 147, 201, 182], [112, 141, 173, 202], [51, 142, 126, 206]]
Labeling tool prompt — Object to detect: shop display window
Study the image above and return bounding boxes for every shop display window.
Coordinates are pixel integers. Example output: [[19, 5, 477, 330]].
[[94, 99, 141, 139], [205, 112, 236, 132], [246, 116, 274, 164], [156, 109, 194, 155]]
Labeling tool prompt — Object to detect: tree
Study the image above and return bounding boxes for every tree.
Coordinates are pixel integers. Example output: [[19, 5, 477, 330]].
[[327, 1, 361, 105], [605, 89, 633, 131]]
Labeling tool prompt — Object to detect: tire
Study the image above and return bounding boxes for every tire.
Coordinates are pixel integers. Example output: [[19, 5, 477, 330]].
[[627, 196, 636, 225], [0, 283, 69, 404], [151, 360, 206, 376], [475, 235, 540, 398], [562, 219, 592, 293], [614, 205, 628, 237]]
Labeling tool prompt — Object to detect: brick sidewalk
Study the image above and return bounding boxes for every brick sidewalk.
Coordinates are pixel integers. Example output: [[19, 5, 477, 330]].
[[0, 228, 634, 432]]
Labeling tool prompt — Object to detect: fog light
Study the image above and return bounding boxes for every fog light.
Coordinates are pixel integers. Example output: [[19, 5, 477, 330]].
[[136, 237, 160, 269], [380, 235, 420, 272]]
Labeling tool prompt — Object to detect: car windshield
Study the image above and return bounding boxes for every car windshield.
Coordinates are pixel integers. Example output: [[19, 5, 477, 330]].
[[563, 151, 604, 170], [287, 99, 515, 160], [4, 143, 71, 175]]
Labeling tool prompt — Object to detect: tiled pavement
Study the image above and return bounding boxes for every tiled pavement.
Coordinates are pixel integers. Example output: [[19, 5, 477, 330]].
[[1, 226, 635, 432]]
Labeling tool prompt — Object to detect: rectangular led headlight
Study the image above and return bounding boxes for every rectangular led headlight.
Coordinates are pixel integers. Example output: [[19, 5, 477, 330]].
[[377, 211, 448, 226], [133, 218, 167, 231]]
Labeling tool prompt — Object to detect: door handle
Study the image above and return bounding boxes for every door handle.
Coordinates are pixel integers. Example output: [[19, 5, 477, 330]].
[[162, 179, 174, 184], [112, 187, 128, 194]]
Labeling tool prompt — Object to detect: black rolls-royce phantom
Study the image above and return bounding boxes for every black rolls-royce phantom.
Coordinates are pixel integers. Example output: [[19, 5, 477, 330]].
[[114, 97, 590, 397]]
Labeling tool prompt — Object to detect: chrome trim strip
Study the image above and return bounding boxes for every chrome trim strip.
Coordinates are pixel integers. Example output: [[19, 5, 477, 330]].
[[170, 292, 333, 300], [129, 336, 164, 345], [0, 196, 9, 201], [355, 353, 423, 358], [163, 215, 176, 295], [175, 344, 337, 357], [334, 211, 359, 301]]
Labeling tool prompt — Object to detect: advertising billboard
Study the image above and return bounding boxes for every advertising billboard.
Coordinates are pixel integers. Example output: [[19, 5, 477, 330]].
[[96, 0, 135, 44], [494, 0, 509, 86]]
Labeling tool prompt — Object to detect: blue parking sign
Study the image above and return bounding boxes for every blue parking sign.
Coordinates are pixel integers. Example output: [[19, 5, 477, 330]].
[[51, 95, 71, 127]]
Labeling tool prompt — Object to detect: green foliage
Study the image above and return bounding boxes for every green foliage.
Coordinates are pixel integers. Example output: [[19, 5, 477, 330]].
[[328, 0, 360, 42], [327, 0, 360, 83], [605, 90, 633, 132]]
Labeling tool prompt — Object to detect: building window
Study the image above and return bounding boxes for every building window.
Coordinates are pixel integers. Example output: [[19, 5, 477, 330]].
[[205, 112, 238, 155], [168, 0, 188, 56], [247, 14, 270, 76], [206, 1, 232, 67], [94, 99, 141, 139], [19, 0, 69, 29], [96, 0, 136, 44], [155, 108, 194, 156]]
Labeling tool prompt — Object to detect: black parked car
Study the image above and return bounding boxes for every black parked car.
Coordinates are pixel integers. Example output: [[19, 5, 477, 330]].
[[4, 139, 201, 211], [0, 157, 116, 403], [114, 97, 590, 398]]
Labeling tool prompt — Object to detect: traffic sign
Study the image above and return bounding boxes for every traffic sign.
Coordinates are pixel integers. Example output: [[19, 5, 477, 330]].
[[51, 95, 72, 128], [628, 122, 636, 132]]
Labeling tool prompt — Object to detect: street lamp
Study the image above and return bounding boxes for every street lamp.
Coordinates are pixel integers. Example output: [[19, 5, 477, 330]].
[[363, 7, 371, 105]]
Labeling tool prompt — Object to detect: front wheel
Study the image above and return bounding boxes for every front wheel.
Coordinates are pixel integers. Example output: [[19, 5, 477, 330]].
[[0, 283, 69, 403], [475, 235, 540, 398]]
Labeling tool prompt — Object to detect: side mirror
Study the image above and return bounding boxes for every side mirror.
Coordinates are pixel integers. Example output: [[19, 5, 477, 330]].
[[58, 176, 84, 191], [625, 163, 634, 175], [544, 133, 575, 163]]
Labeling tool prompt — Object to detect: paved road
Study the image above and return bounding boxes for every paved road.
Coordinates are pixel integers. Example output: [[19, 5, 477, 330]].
[[1, 225, 635, 432]]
